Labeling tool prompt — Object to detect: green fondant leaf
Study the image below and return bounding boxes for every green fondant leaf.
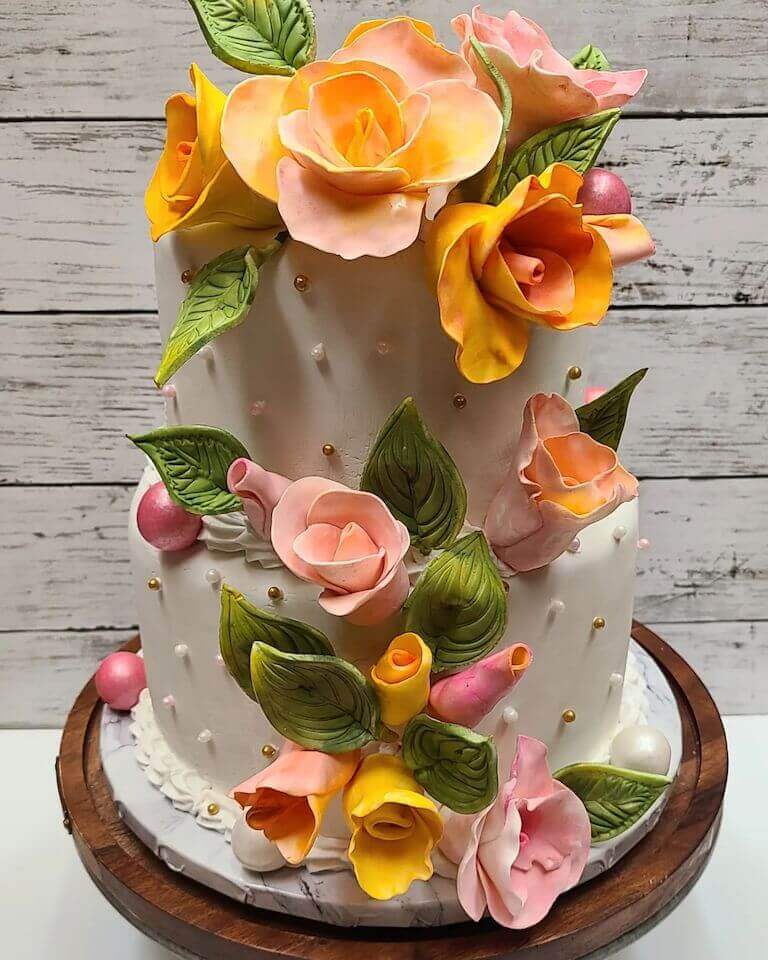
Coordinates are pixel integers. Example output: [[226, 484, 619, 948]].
[[249, 643, 380, 753], [187, 0, 316, 75], [492, 108, 620, 203], [360, 397, 467, 552], [219, 583, 334, 699], [155, 242, 280, 387], [404, 532, 507, 673], [554, 763, 671, 842], [575, 368, 648, 451], [571, 44, 612, 71], [402, 714, 498, 813], [129, 425, 249, 515], [463, 36, 513, 203]]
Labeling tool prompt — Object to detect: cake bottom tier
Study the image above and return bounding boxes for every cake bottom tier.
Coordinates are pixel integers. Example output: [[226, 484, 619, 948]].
[[130, 469, 639, 824]]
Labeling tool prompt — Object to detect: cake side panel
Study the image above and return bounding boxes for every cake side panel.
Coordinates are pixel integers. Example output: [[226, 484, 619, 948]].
[[155, 227, 593, 523], [132, 461, 637, 799]]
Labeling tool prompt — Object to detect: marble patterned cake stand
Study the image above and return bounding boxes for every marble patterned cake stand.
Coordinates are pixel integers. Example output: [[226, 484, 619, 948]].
[[98, 640, 682, 929]]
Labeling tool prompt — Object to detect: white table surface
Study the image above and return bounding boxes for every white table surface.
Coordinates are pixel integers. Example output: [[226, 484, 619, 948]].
[[1, 717, 765, 959]]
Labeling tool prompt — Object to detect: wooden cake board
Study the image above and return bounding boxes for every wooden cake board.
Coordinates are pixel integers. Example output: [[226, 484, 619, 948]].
[[56, 622, 727, 960]]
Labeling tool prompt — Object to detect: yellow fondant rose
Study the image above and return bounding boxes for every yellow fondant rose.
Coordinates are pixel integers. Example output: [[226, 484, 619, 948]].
[[426, 163, 654, 383], [145, 63, 280, 241], [344, 754, 443, 900], [370, 633, 432, 727]]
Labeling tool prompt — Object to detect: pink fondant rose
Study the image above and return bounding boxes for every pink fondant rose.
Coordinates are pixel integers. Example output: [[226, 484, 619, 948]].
[[271, 478, 411, 625], [227, 458, 291, 540], [453, 7, 647, 148], [221, 18, 503, 259], [484, 393, 638, 572], [440, 736, 590, 928]]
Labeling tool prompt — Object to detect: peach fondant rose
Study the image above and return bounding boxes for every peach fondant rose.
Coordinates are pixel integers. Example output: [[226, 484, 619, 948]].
[[271, 478, 411, 625], [145, 64, 280, 242], [426, 163, 654, 383], [453, 7, 647, 148], [440, 736, 590, 928], [484, 393, 638, 572], [220, 18, 503, 259], [233, 743, 360, 865]]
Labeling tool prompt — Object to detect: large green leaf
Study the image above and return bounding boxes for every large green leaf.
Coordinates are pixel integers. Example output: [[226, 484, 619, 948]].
[[492, 108, 620, 203], [155, 242, 280, 387], [575, 368, 647, 451], [405, 532, 507, 673], [462, 36, 513, 204], [571, 44, 611, 71], [554, 763, 671, 842], [187, 0, 316, 75], [360, 397, 467, 552], [249, 643, 380, 753], [219, 583, 334, 698], [402, 714, 498, 813], [129, 425, 249, 515]]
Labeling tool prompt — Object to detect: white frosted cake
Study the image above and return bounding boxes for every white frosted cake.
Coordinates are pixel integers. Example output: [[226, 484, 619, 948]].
[[96, 1, 676, 932]]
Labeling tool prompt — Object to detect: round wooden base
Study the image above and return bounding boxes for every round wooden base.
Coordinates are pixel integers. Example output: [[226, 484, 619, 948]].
[[57, 622, 727, 960]]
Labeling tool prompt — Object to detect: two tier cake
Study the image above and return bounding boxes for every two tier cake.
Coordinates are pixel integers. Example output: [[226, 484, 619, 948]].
[[96, 1, 677, 931]]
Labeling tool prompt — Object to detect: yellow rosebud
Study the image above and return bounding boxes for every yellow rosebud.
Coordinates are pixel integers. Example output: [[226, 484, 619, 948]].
[[343, 754, 443, 900], [370, 633, 432, 728], [145, 63, 280, 242]]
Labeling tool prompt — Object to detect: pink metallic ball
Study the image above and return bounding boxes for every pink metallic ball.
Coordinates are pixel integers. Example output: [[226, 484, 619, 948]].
[[95, 652, 147, 711], [137, 481, 202, 551], [578, 168, 633, 216]]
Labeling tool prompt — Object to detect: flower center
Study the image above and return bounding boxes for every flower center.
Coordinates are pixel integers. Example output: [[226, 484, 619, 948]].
[[364, 802, 415, 840]]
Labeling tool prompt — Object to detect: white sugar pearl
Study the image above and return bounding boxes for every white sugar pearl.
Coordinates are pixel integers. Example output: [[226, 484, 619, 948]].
[[548, 599, 566, 617], [610, 725, 671, 776], [249, 399, 267, 416], [231, 815, 286, 872], [162, 694, 175, 708], [311, 342, 326, 362], [173, 643, 189, 659], [638, 537, 651, 550], [160, 384, 177, 399], [197, 728, 213, 744], [199, 345, 214, 361], [567, 538, 581, 553], [216, 653, 225, 666], [204, 568, 221, 585], [376, 340, 391, 356], [609, 672, 624, 688], [613, 525, 628, 542], [502, 706, 519, 725]]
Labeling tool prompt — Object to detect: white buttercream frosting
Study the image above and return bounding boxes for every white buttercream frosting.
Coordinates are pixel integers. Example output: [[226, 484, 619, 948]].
[[199, 511, 283, 567]]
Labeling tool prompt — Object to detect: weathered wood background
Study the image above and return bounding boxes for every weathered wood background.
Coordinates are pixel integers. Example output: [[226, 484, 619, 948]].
[[1, 0, 767, 725]]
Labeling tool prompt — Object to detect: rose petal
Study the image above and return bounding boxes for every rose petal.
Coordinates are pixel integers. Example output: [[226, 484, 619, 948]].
[[318, 559, 409, 624], [270, 476, 347, 581], [584, 214, 656, 267], [276, 156, 425, 259], [307, 71, 404, 157]]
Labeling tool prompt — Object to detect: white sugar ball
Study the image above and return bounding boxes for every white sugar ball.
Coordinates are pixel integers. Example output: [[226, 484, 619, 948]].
[[610, 725, 671, 776], [231, 815, 286, 872]]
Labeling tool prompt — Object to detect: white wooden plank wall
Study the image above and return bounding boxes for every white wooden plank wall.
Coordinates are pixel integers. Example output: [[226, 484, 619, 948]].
[[1, 0, 766, 724]]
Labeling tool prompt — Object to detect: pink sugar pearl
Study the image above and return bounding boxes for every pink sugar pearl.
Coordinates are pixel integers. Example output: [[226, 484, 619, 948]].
[[95, 652, 146, 711], [137, 481, 202, 551], [578, 168, 633, 216]]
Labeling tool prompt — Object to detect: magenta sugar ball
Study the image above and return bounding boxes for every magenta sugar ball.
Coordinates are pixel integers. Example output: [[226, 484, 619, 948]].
[[137, 481, 202, 551], [95, 652, 147, 711], [578, 168, 633, 216]]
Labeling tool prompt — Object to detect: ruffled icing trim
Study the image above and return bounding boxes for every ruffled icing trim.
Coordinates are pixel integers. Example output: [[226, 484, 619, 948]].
[[198, 511, 283, 567]]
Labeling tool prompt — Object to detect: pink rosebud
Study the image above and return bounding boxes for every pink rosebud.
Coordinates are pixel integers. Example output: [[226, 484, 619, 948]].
[[137, 481, 202, 552], [429, 644, 533, 727], [227, 458, 291, 540], [95, 652, 146, 711]]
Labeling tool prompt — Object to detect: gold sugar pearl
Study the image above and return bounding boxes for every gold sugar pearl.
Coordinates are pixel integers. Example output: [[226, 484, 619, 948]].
[[207, 802, 220, 816], [322, 442, 336, 457], [293, 274, 310, 293], [562, 709, 577, 724], [262, 744, 278, 759], [147, 577, 162, 592], [267, 586, 283, 601], [452, 393, 467, 410], [181, 268, 196, 285], [567, 365, 582, 381], [592, 616, 606, 630]]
